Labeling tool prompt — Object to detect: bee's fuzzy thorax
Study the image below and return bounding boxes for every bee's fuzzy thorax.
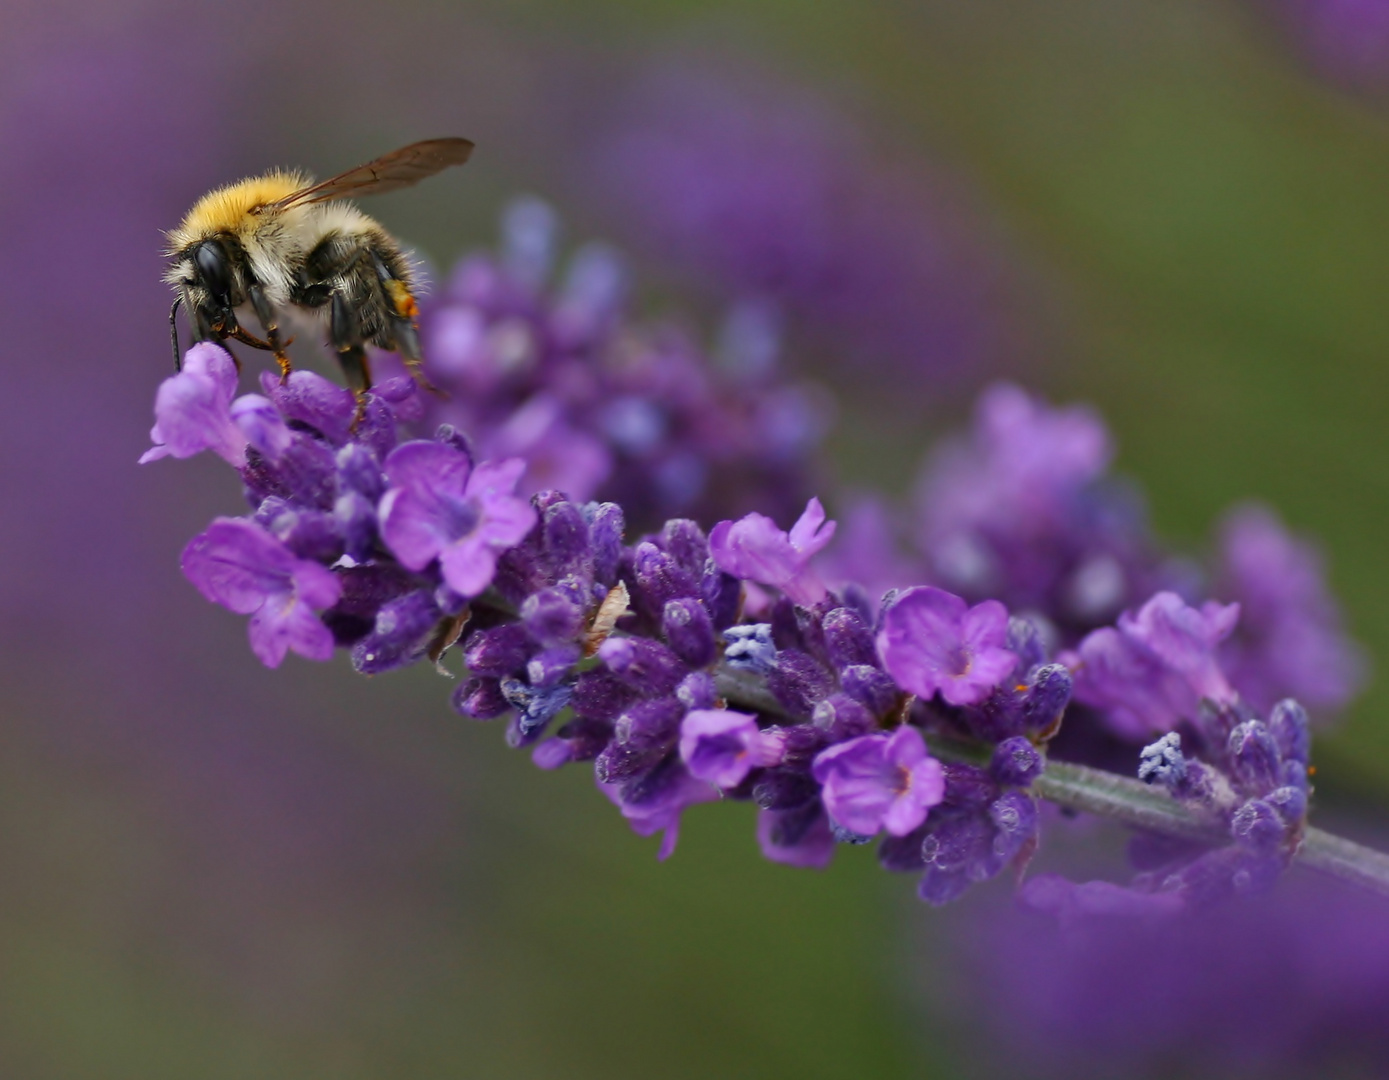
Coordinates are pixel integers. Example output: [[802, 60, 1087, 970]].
[[165, 170, 311, 253]]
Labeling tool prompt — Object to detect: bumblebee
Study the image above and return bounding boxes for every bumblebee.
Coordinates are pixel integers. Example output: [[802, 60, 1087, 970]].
[[165, 137, 474, 407]]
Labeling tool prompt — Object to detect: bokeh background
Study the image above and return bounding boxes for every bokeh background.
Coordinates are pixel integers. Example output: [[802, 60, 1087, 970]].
[[4, 0, 1389, 1076]]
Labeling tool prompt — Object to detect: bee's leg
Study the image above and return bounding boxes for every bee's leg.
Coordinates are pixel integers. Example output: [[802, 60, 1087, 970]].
[[331, 291, 372, 429], [169, 296, 184, 371], [391, 317, 447, 399], [247, 282, 294, 383]]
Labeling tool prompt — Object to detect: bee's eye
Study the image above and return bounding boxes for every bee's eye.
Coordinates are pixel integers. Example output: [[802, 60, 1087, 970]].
[[195, 240, 233, 300]]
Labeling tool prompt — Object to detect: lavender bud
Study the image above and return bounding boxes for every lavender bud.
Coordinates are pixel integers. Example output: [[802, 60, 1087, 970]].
[[553, 715, 615, 761], [570, 668, 635, 722], [500, 677, 573, 744], [878, 826, 930, 872], [822, 607, 877, 669], [433, 423, 474, 461], [634, 542, 701, 609], [434, 584, 468, 617], [1282, 759, 1310, 792], [335, 442, 384, 499], [452, 676, 510, 720], [274, 436, 339, 510], [521, 585, 586, 646], [768, 649, 834, 720], [334, 490, 376, 562], [661, 519, 709, 576], [596, 698, 683, 783], [464, 624, 533, 677], [527, 644, 581, 687], [663, 598, 716, 668], [542, 500, 591, 577], [583, 502, 625, 584], [991, 737, 1044, 787], [612, 696, 684, 748], [1020, 663, 1072, 733], [831, 822, 874, 845], [1006, 616, 1048, 673], [1268, 698, 1312, 766], [1266, 784, 1308, 825], [351, 591, 440, 674], [676, 671, 718, 710], [265, 505, 344, 563], [1229, 720, 1282, 796], [723, 624, 776, 674], [761, 799, 825, 849], [531, 738, 573, 770], [702, 564, 742, 630], [812, 693, 875, 741], [941, 764, 999, 811], [752, 768, 819, 811], [597, 636, 687, 695], [921, 812, 995, 875], [989, 791, 1039, 861], [840, 664, 899, 717], [777, 725, 828, 770], [1139, 733, 1188, 789]]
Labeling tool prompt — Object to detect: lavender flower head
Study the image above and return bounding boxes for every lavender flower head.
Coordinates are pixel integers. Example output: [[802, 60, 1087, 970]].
[[143, 211, 1383, 925]]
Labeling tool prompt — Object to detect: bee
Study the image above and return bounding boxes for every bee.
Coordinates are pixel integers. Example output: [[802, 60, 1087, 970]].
[[164, 137, 474, 410]]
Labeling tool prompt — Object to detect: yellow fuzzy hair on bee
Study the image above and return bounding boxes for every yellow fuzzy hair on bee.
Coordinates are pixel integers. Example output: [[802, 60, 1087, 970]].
[[164, 170, 311, 252]]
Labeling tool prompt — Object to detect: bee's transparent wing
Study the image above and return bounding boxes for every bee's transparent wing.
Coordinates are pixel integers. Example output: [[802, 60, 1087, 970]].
[[265, 138, 474, 210]]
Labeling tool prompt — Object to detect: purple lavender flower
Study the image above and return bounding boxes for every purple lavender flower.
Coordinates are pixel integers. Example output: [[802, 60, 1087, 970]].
[[811, 726, 945, 837], [708, 498, 836, 606], [757, 803, 836, 869], [679, 709, 785, 788], [1215, 504, 1366, 714], [180, 517, 342, 668], [877, 586, 1016, 707], [1070, 591, 1240, 739], [1268, 0, 1389, 92], [377, 441, 536, 597], [598, 760, 718, 861], [418, 201, 830, 530], [140, 343, 249, 466], [577, 58, 1007, 385]]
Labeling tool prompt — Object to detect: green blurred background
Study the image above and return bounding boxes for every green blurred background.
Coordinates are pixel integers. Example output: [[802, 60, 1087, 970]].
[[3, 0, 1388, 1075]]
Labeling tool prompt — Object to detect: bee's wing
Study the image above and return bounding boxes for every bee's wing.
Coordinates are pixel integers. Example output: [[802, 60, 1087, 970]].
[[265, 138, 474, 210]]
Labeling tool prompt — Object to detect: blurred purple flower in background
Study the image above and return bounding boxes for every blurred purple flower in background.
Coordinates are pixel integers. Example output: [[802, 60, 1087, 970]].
[[575, 59, 1014, 386], [1216, 503, 1367, 714], [942, 868, 1389, 1078], [420, 198, 833, 530], [1266, 0, 1389, 91]]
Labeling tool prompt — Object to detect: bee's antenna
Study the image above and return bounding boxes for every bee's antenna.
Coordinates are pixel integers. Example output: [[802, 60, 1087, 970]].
[[169, 295, 184, 371]]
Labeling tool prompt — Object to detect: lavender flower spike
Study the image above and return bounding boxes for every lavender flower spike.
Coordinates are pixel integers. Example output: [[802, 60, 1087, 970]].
[[709, 497, 836, 606], [378, 440, 536, 597], [679, 709, 785, 788], [140, 343, 247, 466], [812, 726, 946, 837], [181, 517, 342, 668], [877, 586, 1016, 706]]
